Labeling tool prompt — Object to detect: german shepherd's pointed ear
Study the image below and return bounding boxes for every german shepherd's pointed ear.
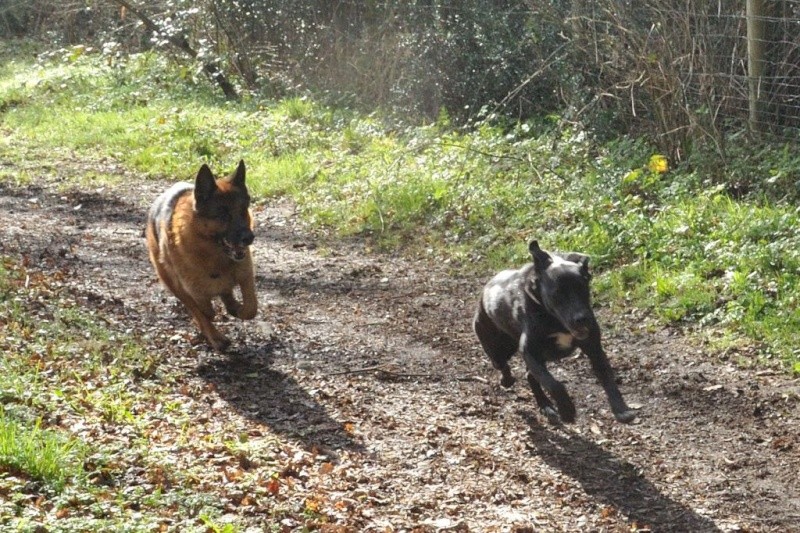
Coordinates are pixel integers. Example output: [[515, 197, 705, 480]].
[[227, 159, 246, 188], [195, 164, 218, 204], [529, 240, 552, 272]]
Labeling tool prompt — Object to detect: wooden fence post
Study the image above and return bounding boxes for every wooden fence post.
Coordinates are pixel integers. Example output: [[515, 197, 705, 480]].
[[746, 0, 765, 133]]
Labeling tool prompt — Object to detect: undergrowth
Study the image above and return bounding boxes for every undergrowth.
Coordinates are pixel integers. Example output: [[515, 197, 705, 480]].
[[1, 43, 799, 374]]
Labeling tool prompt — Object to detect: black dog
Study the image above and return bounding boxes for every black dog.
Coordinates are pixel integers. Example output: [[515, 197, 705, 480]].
[[474, 240, 636, 424]]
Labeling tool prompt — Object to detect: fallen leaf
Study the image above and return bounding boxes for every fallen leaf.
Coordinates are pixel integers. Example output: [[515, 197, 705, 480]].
[[266, 478, 280, 496], [600, 505, 617, 518]]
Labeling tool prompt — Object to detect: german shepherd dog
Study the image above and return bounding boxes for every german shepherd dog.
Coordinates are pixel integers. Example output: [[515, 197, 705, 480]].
[[474, 240, 636, 424], [146, 160, 257, 352]]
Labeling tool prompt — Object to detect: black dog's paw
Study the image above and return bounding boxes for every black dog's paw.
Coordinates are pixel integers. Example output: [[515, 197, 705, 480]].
[[613, 409, 637, 424], [558, 408, 576, 424], [540, 406, 561, 425], [555, 397, 576, 424], [500, 374, 516, 388]]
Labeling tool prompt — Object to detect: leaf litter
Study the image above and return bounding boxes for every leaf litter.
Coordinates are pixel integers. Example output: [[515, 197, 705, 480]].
[[0, 153, 798, 531]]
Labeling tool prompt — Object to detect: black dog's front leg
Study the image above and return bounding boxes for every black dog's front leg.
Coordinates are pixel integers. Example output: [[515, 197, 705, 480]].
[[520, 333, 576, 423], [525, 373, 560, 424], [580, 335, 637, 423]]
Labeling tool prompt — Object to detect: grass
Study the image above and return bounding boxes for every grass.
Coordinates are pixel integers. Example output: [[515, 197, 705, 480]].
[[0, 256, 266, 531], [1, 42, 799, 374], [0, 410, 85, 492]]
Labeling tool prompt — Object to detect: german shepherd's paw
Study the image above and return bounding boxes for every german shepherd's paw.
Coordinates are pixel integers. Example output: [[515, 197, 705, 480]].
[[209, 335, 232, 353]]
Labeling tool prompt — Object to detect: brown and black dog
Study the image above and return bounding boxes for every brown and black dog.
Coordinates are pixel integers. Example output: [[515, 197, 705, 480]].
[[146, 160, 257, 351]]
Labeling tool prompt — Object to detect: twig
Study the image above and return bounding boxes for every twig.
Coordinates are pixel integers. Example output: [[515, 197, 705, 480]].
[[456, 375, 489, 384], [432, 141, 526, 162], [328, 365, 488, 384], [328, 365, 387, 376], [375, 369, 437, 380], [489, 41, 569, 118]]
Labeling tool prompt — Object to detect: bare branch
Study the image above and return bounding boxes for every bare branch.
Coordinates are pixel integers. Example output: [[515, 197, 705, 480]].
[[107, 0, 238, 100]]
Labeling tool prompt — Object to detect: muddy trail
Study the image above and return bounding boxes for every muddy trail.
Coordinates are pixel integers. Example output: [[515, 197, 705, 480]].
[[1, 160, 798, 532]]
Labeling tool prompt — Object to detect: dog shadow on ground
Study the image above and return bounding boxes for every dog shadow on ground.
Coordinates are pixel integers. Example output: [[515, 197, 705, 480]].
[[521, 412, 721, 532], [196, 338, 365, 457]]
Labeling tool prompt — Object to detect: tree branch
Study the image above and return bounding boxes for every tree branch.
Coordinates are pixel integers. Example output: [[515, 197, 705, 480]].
[[108, 0, 238, 100]]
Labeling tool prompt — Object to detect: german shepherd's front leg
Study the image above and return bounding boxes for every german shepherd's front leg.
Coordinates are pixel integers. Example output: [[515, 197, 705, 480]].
[[236, 275, 257, 319], [192, 302, 231, 353], [177, 289, 231, 352], [151, 256, 230, 351], [221, 260, 257, 320]]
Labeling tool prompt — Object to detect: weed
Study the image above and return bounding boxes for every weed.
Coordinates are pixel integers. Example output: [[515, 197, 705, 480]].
[[0, 409, 85, 492]]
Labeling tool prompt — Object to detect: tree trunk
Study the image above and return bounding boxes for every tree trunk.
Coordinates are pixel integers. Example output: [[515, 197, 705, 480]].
[[108, 0, 239, 100]]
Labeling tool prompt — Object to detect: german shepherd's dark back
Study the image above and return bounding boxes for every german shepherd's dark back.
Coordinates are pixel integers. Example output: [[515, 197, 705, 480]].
[[146, 160, 257, 352]]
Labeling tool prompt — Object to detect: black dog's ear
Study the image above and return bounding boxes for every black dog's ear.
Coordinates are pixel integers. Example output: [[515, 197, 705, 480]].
[[194, 164, 217, 204], [563, 252, 590, 269], [227, 159, 246, 188], [564, 252, 591, 279], [529, 240, 552, 271]]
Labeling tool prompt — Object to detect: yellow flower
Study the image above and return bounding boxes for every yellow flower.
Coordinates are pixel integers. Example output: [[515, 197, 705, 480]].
[[648, 154, 668, 174]]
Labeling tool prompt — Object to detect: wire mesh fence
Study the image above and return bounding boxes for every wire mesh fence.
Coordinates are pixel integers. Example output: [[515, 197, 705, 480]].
[[647, 1, 800, 140], [536, 0, 800, 156]]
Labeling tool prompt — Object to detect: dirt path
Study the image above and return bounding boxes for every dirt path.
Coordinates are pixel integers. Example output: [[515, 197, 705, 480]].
[[1, 160, 798, 532]]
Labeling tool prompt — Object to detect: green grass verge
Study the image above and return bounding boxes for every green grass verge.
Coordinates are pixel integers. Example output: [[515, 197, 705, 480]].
[[0, 257, 261, 531], [1, 42, 799, 374]]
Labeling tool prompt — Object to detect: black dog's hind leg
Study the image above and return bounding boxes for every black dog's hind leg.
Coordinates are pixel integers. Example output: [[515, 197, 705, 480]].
[[474, 304, 517, 387], [520, 333, 576, 423], [579, 335, 637, 423]]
